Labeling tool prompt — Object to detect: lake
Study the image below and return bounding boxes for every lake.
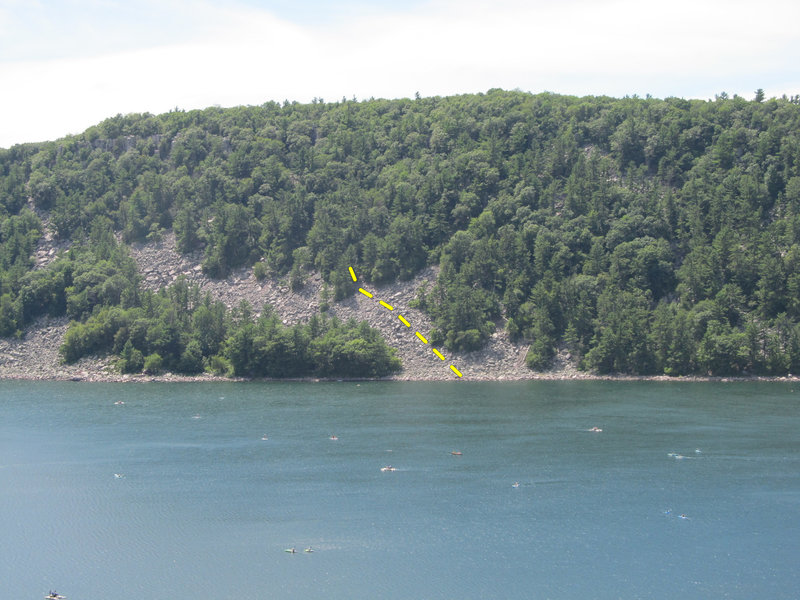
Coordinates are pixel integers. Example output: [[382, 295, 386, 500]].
[[1, 380, 798, 599]]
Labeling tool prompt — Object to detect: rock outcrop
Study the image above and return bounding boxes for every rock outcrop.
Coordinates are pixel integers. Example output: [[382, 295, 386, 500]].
[[0, 229, 575, 381]]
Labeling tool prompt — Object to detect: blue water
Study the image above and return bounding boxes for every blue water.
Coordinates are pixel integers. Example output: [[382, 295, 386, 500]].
[[2, 381, 798, 599]]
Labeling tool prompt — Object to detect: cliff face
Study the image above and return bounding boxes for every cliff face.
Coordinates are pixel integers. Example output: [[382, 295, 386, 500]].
[[0, 230, 548, 381]]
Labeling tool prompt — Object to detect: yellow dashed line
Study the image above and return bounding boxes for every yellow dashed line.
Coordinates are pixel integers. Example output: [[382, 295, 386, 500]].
[[350, 266, 462, 378]]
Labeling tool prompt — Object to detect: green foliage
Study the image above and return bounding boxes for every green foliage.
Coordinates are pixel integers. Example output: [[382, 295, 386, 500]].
[[0, 215, 138, 337], [208, 354, 233, 376], [307, 318, 402, 378], [58, 278, 400, 378], [585, 286, 654, 374], [5, 90, 800, 376], [60, 306, 131, 363], [219, 305, 401, 378], [117, 339, 144, 373], [253, 261, 268, 281], [143, 353, 163, 375], [178, 339, 205, 374]]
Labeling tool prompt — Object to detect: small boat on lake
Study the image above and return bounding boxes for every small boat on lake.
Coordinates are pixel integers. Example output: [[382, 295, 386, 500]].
[[450, 451, 462, 456], [381, 466, 396, 472]]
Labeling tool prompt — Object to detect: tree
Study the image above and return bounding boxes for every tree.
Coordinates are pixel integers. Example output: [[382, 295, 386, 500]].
[[143, 353, 163, 374], [585, 286, 654, 374], [696, 320, 749, 375], [118, 339, 144, 373]]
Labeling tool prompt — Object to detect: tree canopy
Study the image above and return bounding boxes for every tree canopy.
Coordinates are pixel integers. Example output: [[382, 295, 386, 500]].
[[3, 89, 800, 376]]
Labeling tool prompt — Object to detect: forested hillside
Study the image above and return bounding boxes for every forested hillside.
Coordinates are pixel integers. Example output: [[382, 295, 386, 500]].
[[2, 89, 800, 376]]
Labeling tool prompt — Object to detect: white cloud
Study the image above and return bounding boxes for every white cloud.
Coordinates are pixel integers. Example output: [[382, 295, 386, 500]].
[[1, 0, 798, 147]]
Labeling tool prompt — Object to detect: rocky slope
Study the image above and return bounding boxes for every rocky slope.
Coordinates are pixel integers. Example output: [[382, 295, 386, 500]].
[[126, 231, 545, 381], [2, 226, 569, 381]]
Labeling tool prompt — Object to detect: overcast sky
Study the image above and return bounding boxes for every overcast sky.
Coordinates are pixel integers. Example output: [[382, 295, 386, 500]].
[[1, 0, 798, 148]]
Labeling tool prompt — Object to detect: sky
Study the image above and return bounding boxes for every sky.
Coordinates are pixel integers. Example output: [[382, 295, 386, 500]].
[[1, 0, 799, 148]]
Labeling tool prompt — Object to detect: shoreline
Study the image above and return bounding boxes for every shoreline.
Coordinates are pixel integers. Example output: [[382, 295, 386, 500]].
[[3, 316, 798, 385], [2, 370, 798, 384]]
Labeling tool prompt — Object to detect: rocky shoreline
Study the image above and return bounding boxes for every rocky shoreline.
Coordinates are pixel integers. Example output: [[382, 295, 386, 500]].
[[0, 316, 796, 383], [2, 230, 799, 384]]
